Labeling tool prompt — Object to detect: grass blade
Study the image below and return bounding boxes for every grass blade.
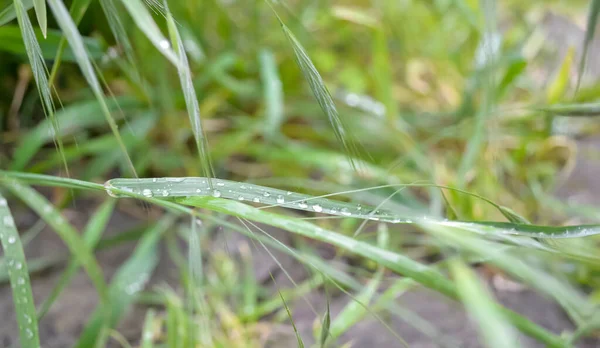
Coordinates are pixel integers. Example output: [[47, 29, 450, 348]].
[[259, 48, 284, 141], [165, 2, 214, 179], [32, 0, 46, 37], [117, 0, 179, 66], [0, 194, 40, 348], [450, 260, 520, 348], [141, 309, 157, 348], [575, 0, 600, 93], [46, 0, 137, 177], [13, 0, 68, 176], [37, 199, 116, 319], [0, 0, 33, 26], [3, 181, 108, 301], [271, 10, 360, 170], [271, 273, 305, 348], [75, 215, 174, 347], [547, 47, 575, 104]]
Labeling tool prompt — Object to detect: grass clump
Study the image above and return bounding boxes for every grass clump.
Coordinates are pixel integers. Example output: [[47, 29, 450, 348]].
[[1, 1, 600, 347]]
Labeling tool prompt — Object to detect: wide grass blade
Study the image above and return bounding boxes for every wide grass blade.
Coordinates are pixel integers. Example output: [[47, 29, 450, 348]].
[[165, 2, 214, 179], [32, 0, 46, 37], [13, 0, 68, 176], [259, 49, 284, 141], [449, 260, 520, 348], [0, 194, 40, 348], [3, 181, 108, 301], [575, 0, 600, 93], [75, 215, 174, 347], [46, 0, 137, 177], [272, 11, 360, 170]]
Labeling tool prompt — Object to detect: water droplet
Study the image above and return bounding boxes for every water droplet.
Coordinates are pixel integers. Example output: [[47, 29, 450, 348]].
[[162, 190, 169, 197], [3, 216, 14, 227], [8, 236, 16, 244], [0, 198, 6, 207], [142, 189, 153, 198], [341, 208, 351, 216], [104, 182, 120, 198], [356, 205, 362, 211], [238, 196, 245, 201], [196, 188, 202, 193], [212, 190, 221, 198], [26, 328, 33, 339], [286, 191, 292, 195], [8, 260, 14, 267], [312, 204, 323, 213], [216, 182, 225, 187], [263, 192, 270, 197], [15, 262, 22, 270], [241, 185, 247, 189], [298, 202, 308, 209], [152, 178, 157, 182], [17, 277, 25, 285], [24, 314, 32, 324], [276, 196, 285, 204], [253, 197, 260, 203], [159, 39, 170, 49]]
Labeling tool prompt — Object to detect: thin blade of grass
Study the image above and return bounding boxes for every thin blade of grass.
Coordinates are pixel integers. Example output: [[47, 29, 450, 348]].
[[575, 0, 600, 93], [141, 309, 157, 348], [116, 0, 179, 66], [75, 215, 174, 347], [37, 199, 116, 319], [449, 260, 520, 348], [3, 181, 108, 301], [259, 48, 284, 141], [32, 0, 46, 37], [0, 194, 40, 348], [0, 0, 33, 26], [165, 3, 214, 179], [13, 0, 68, 176], [271, 272, 305, 348], [271, 9, 360, 170], [46, 0, 137, 177], [537, 102, 600, 117], [547, 47, 575, 104], [47, 0, 93, 86], [319, 287, 331, 348]]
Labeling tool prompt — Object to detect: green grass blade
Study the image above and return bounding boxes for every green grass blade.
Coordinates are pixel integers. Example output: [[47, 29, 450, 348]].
[[99, 0, 137, 68], [259, 48, 284, 141], [75, 215, 174, 347], [329, 268, 383, 340], [117, 0, 179, 66], [575, 0, 600, 93], [47, 0, 93, 86], [141, 309, 157, 348], [165, 3, 214, 179], [319, 289, 331, 348], [37, 199, 116, 319], [450, 260, 520, 348], [3, 181, 108, 301], [13, 0, 68, 176], [271, 273, 305, 348], [32, 0, 46, 37], [0, 0, 33, 26], [46, 0, 137, 177], [538, 102, 600, 117], [0, 194, 40, 348], [272, 12, 360, 170]]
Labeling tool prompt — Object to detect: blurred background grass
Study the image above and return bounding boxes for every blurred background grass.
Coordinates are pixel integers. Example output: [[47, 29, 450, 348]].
[[2, 0, 600, 347]]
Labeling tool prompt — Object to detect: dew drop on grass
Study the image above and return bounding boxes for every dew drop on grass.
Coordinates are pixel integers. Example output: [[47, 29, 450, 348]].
[[8, 236, 16, 244], [0, 198, 6, 206], [17, 277, 25, 285], [212, 190, 222, 198], [15, 262, 22, 270], [196, 188, 202, 193], [142, 189, 153, 198], [298, 202, 308, 209], [276, 195, 285, 204], [286, 191, 292, 195], [24, 314, 32, 324], [253, 197, 260, 203], [3, 216, 14, 227], [238, 196, 245, 201], [263, 192, 270, 197], [312, 204, 323, 213], [162, 190, 169, 197], [241, 185, 247, 189], [217, 182, 225, 187], [26, 328, 33, 339], [159, 39, 170, 50], [341, 208, 351, 216]]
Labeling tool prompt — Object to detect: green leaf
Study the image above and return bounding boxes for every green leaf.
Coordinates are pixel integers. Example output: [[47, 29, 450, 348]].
[[538, 102, 600, 117], [0, 193, 40, 348], [575, 0, 600, 93], [450, 260, 520, 348], [0, 0, 33, 26]]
